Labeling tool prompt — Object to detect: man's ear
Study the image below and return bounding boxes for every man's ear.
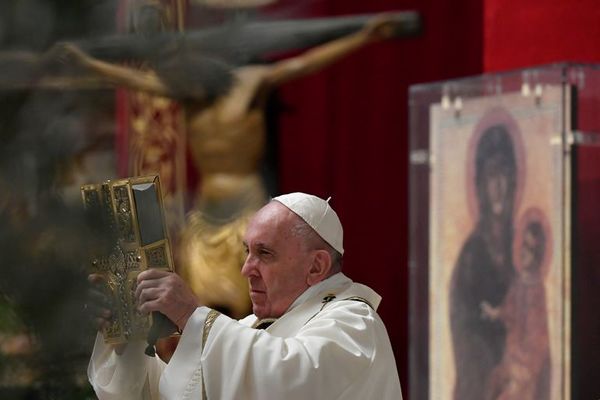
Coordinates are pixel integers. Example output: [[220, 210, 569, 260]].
[[306, 250, 332, 286]]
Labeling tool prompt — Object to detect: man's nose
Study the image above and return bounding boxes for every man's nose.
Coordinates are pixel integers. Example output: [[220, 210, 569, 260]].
[[241, 255, 256, 278]]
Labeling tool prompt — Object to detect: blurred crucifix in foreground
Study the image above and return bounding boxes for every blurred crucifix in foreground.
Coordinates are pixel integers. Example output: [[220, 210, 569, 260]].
[[0, 10, 420, 358]]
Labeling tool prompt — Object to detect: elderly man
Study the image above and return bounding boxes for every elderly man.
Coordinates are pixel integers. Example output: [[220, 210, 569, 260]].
[[88, 192, 402, 399]]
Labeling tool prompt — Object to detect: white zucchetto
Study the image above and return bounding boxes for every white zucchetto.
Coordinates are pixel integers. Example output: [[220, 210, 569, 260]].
[[272, 192, 344, 255]]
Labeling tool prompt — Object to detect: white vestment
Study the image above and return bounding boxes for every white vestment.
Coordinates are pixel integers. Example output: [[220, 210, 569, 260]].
[[88, 273, 403, 399]]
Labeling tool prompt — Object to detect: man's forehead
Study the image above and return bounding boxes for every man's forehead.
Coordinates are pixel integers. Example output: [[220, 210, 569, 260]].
[[245, 202, 296, 240], [256, 201, 291, 220]]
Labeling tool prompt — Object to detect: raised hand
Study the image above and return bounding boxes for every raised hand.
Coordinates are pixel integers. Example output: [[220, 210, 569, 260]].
[[44, 42, 91, 70], [480, 301, 500, 321], [363, 13, 410, 42], [135, 269, 200, 330], [87, 273, 114, 331]]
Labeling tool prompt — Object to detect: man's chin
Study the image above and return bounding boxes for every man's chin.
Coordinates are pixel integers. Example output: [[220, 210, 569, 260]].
[[252, 304, 268, 319]]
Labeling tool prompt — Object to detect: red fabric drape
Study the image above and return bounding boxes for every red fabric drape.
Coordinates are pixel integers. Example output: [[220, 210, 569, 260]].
[[275, 1, 484, 396], [484, 1, 600, 398], [278, 0, 600, 397], [484, 0, 600, 72]]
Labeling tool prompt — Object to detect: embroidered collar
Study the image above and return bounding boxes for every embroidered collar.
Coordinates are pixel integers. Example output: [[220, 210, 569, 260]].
[[285, 272, 352, 313]]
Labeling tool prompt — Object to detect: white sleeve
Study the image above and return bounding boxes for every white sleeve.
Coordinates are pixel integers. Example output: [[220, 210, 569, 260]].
[[175, 303, 378, 400], [88, 333, 166, 400]]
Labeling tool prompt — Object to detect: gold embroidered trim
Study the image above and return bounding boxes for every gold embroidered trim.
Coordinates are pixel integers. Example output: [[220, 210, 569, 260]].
[[201, 309, 221, 400], [202, 309, 221, 348]]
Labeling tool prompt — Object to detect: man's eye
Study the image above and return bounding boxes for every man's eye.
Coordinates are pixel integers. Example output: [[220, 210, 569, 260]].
[[259, 249, 272, 257]]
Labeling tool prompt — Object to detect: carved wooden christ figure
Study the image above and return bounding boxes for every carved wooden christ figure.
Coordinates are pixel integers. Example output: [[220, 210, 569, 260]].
[[0, 12, 419, 324]]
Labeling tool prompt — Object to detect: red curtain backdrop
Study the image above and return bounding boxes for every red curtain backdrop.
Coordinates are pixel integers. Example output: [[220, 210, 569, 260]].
[[274, 1, 483, 396], [484, 2, 600, 398], [277, 0, 600, 398], [484, 0, 600, 72]]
